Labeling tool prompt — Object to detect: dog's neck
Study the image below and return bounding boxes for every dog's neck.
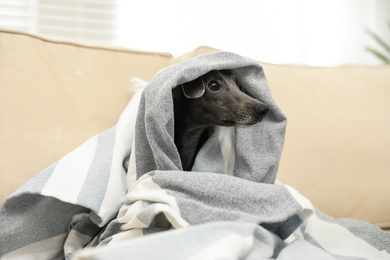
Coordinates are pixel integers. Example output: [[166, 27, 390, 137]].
[[174, 99, 210, 171]]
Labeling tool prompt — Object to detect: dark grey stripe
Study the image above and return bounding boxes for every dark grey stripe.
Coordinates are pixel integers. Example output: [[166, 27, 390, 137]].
[[0, 194, 88, 257], [76, 126, 116, 217], [152, 170, 302, 239], [4, 160, 59, 201]]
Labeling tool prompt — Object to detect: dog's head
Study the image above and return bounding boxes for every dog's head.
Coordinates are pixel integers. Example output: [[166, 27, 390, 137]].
[[179, 70, 269, 127]]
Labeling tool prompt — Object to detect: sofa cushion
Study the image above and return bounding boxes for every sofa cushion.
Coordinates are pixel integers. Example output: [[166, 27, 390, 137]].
[[0, 29, 174, 205], [264, 64, 390, 229]]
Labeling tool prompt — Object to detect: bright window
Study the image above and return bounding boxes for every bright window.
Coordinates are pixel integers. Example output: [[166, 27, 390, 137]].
[[1, 0, 389, 66], [116, 0, 390, 66]]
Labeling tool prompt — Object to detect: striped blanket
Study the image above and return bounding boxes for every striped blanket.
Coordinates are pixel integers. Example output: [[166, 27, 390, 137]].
[[0, 52, 389, 260]]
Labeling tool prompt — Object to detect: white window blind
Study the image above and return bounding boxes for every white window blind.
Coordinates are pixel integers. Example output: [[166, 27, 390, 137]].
[[0, 0, 31, 32], [0, 0, 117, 45]]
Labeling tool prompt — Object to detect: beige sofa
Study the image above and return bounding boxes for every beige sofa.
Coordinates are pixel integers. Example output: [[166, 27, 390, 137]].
[[1, 29, 389, 231]]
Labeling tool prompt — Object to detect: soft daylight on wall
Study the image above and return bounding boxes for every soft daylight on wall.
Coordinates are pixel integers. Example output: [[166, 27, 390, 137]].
[[0, 0, 389, 66]]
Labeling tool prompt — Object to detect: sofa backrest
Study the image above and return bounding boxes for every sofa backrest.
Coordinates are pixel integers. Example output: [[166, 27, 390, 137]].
[[0, 29, 174, 204], [264, 63, 390, 229], [1, 29, 389, 229]]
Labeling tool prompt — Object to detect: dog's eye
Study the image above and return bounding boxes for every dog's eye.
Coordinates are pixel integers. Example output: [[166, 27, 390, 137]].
[[208, 81, 221, 91]]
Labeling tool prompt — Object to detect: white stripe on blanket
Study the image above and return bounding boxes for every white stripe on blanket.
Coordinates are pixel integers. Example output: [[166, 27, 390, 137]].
[[0, 233, 67, 260], [98, 87, 144, 223], [305, 214, 389, 258], [41, 136, 98, 204]]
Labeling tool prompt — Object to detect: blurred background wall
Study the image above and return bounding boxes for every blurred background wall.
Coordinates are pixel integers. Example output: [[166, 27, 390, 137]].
[[1, 0, 389, 66]]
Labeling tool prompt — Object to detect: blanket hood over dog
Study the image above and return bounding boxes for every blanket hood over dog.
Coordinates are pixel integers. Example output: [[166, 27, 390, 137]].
[[135, 51, 287, 183], [2, 52, 389, 260]]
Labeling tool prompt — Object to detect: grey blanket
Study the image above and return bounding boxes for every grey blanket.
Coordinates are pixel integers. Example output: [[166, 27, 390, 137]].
[[0, 52, 389, 260]]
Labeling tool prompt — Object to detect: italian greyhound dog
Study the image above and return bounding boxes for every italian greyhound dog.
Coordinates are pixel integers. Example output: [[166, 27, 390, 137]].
[[172, 70, 269, 171]]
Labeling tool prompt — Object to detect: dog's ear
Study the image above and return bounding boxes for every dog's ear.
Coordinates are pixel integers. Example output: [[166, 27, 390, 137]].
[[181, 77, 205, 98]]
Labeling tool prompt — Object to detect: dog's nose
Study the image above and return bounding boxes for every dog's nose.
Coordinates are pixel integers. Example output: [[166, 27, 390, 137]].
[[254, 104, 269, 120]]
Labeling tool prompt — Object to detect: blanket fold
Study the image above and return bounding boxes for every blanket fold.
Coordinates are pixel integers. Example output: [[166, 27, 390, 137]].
[[134, 52, 287, 183], [1, 52, 389, 260]]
